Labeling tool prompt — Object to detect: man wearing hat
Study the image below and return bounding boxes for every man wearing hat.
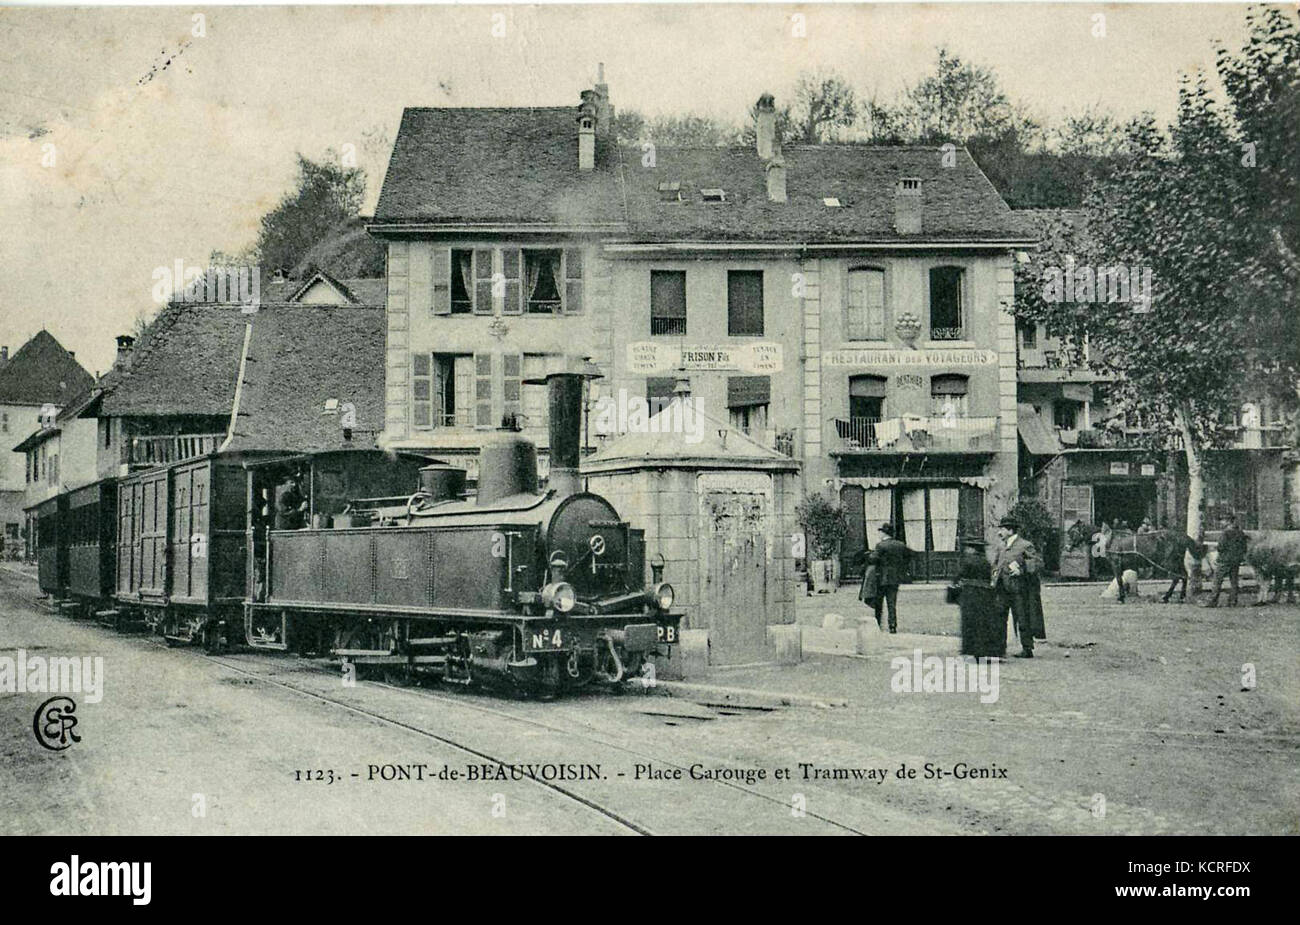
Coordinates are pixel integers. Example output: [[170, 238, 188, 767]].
[[992, 514, 1046, 658], [868, 523, 910, 633]]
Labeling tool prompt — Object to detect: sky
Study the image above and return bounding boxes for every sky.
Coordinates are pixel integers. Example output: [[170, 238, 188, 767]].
[[0, 2, 1264, 375]]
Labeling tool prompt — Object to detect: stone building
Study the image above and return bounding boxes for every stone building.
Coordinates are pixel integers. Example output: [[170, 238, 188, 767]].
[[370, 73, 1031, 583]]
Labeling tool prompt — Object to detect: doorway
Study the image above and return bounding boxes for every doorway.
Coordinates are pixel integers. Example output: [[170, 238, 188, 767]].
[[1092, 481, 1157, 530]]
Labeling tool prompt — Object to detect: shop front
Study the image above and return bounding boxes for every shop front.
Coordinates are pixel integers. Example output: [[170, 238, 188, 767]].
[[836, 456, 997, 583]]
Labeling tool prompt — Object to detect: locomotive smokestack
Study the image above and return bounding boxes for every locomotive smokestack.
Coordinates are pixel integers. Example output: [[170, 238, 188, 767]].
[[527, 359, 602, 498]]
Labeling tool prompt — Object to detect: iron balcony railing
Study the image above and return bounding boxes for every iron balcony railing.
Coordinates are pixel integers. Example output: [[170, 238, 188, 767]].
[[650, 316, 687, 336], [833, 415, 999, 452], [127, 433, 224, 466]]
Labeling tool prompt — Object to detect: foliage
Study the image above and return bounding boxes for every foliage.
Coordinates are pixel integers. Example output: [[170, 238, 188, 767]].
[[1015, 7, 1300, 534], [254, 152, 367, 275], [1006, 498, 1056, 552], [795, 493, 848, 560], [789, 69, 859, 143]]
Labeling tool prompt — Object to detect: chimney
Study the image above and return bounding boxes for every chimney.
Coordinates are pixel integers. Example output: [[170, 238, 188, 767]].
[[577, 90, 598, 171], [766, 155, 787, 203], [593, 63, 613, 137], [115, 334, 136, 369], [527, 358, 603, 498], [894, 178, 923, 234], [755, 93, 776, 160]]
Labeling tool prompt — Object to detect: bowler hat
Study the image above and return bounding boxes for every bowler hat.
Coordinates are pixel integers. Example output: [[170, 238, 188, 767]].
[[997, 515, 1020, 530], [878, 523, 896, 537]]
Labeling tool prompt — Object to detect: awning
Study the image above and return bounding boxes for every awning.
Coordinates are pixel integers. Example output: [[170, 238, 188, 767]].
[[836, 475, 997, 490], [1062, 383, 1094, 403], [727, 375, 770, 408], [1017, 403, 1061, 456]]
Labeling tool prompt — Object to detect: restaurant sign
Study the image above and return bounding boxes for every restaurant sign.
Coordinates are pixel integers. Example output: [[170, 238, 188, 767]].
[[823, 348, 999, 367]]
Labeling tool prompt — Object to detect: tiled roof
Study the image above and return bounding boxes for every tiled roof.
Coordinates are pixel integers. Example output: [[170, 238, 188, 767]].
[[583, 406, 798, 472], [374, 104, 1026, 242], [261, 276, 386, 306], [222, 305, 386, 453], [373, 107, 627, 226], [0, 330, 95, 406], [620, 145, 1024, 242], [99, 302, 251, 417]]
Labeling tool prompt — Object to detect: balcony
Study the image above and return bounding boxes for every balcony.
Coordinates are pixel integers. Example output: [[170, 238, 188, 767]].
[[126, 433, 224, 467], [650, 316, 687, 336], [833, 415, 999, 454], [929, 326, 965, 342]]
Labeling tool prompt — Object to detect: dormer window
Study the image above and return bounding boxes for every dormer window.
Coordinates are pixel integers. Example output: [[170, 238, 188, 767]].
[[658, 181, 682, 203], [700, 188, 727, 203]]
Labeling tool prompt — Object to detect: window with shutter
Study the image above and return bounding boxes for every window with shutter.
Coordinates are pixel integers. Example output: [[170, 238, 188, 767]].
[[450, 249, 473, 314], [474, 249, 494, 315], [502, 248, 522, 315], [522, 354, 548, 432], [412, 352, 432, 429], [503, 353, 523, 426], [475, 353, 494, 427], [727, 270, 763, 336], [563, 249, 583, 314], [930, 374, 969, 417], [928, 266, 965, 340], [650, 270, 687, 336], [845, 267, 885, 341], [646, 377, 676, 415], [524, 249, 563, 314], [431, 248, 451, 315]]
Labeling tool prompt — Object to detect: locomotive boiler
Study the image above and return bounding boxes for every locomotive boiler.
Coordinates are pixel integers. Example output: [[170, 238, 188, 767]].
[[248, 366, 681, 695]]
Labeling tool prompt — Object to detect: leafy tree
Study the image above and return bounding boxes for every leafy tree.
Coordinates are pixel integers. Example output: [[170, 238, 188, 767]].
[[893, 47, 1039, 146], [254, 152, 366, 275], [642, 113, 736, 147], [1016, 9, 1299, 538], [795, 493, 848, 560], [789, 69, 858, 142]]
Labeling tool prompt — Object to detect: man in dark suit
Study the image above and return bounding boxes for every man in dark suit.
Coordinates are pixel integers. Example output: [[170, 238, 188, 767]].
[[1205, 515, 1249, 607], [992, 514, 1046, 658], [869, 524, 910, 633]]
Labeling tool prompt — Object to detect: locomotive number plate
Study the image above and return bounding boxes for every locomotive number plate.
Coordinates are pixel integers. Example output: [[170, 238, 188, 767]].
[[656, 623, 678, 644], [530, 627, 565, 650]]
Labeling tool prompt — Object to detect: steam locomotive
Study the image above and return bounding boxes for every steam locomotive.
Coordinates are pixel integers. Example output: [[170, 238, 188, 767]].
[[29, 368, 681, 696]]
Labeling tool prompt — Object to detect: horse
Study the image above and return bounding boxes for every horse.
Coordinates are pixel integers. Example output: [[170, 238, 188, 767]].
[[1243, 530, 1300, 604], [1099, 528, 1212, 602]]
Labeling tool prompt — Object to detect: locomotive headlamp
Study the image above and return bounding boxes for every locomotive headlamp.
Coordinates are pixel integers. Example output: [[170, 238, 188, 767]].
[[648, 582, 675, 611], [541, 581, 576, 614]]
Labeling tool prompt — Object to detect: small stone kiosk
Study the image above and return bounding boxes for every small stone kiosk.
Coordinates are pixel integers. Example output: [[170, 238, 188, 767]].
[[582, 397, 801, 676]]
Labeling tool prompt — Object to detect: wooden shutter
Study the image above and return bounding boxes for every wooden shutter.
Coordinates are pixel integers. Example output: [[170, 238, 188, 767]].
[[474, 353, 494, 428], [502, 353, 523, 425], [563, 248, 584, 314], [502, 249, 522, 315], [431, 248, 451, 315], [474, 249, 494, 315]]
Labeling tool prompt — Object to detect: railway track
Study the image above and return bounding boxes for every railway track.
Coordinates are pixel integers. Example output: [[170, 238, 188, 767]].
[[202, 650, 873, 835], [202, 653, 656, 835]]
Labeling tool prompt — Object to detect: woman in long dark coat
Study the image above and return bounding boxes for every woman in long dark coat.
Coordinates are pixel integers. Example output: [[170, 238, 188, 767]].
[[950, 536, 1005, 658]]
